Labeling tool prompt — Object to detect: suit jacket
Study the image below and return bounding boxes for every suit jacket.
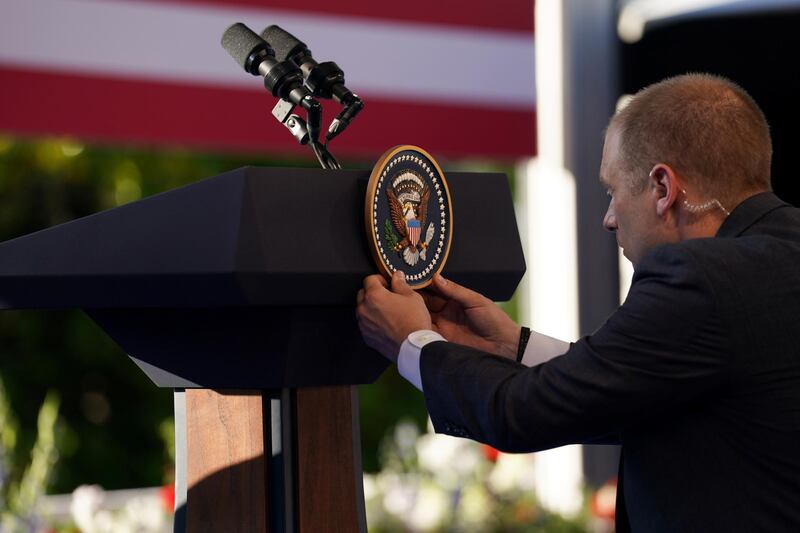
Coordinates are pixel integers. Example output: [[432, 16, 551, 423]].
[[420, 192, 800, 532]]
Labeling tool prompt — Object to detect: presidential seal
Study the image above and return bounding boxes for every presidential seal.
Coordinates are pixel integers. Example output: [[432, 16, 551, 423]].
[[365, 145, 453, 289]]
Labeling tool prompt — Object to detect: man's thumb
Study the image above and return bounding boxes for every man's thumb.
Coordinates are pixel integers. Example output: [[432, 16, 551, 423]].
[[392, 270, 414, 295], [433, 274, 483, 306]]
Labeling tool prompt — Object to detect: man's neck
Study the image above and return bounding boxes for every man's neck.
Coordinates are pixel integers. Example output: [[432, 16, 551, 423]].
[[678, 190, 766, 240], [679, 214, 726, 240]]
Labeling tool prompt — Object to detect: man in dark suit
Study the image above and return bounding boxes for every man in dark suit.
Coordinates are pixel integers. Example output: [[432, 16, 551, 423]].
[[356, 74, 800, 531]]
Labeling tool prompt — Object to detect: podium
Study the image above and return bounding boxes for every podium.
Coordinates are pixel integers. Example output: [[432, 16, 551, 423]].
[[0, 167, 525, 532]]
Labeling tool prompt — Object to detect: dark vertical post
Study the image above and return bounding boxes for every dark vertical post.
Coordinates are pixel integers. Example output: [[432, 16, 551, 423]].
[[563, 0, 623, 488], [293, 386, 366, 533]]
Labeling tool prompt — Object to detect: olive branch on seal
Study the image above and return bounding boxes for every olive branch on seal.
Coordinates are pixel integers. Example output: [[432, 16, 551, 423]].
[[383, 219, 399, 250]]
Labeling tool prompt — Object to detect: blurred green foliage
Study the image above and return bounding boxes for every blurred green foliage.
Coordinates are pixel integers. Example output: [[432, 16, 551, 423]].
[[0, 376, 60, 531], [0, 134, 515, 490]]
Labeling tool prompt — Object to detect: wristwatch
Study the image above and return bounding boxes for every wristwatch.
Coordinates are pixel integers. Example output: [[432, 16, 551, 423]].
[[516, 327, 532, 363]]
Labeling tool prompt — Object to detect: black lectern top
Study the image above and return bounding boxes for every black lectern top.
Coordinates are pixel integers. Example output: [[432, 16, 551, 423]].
[[0, 167, 523, 309]]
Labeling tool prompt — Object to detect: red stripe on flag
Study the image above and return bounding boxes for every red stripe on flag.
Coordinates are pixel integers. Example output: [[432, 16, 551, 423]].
[[148, 0, 535, 33], [409, 226, 421, 247], [0, 67, 536, 160]]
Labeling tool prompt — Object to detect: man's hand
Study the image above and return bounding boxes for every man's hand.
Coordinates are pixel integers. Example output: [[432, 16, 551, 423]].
[[356, 271, 432, 363], [423, 274, 520, 359]]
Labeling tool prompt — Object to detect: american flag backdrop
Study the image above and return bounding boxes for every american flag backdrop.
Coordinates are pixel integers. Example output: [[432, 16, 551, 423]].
[[0, 0, 536, 159]]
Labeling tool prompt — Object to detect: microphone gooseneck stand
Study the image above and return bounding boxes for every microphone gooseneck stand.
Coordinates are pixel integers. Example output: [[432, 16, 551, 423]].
[[261, 25, 364, 148], [222, 23, 364, 170]]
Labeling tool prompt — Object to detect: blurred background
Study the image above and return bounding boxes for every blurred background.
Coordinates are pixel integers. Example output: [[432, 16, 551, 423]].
[[1, 0, 799, 531]]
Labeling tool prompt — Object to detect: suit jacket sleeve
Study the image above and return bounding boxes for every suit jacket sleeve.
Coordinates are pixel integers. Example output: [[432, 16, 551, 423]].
[[421, 244, 732, 452]]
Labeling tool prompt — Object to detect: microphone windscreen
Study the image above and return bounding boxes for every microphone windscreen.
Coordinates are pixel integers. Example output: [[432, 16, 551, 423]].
[[262, 25, 307, 62], [221, 23, 268, 72]]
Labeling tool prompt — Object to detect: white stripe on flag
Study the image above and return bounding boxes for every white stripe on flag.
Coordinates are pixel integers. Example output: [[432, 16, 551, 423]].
[[0, 0, 535, 108]]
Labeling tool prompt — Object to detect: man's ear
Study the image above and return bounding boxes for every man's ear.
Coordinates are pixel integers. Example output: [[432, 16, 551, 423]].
[[649, 164, 681, 218]]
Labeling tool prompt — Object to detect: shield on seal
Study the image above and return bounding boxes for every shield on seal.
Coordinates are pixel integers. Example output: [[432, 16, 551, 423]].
[[406, 219, 421, 247]]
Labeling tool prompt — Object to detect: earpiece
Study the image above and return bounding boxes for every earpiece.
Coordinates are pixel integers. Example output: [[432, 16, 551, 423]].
[[648, 166, 730, 217], [681, 189, 730, 217]]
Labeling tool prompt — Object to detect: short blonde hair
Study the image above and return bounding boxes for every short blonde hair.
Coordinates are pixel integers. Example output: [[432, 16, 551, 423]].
[[611, 73, 772, 203]]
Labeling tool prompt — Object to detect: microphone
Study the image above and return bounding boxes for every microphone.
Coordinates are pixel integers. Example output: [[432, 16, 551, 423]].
[[261, 25, 363, 143], [221, 23, 322, 144]]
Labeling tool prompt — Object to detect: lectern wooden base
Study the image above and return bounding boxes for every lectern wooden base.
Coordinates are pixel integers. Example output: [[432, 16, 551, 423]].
[[175, 386, 366, 533], [185, 390, 269, 532]]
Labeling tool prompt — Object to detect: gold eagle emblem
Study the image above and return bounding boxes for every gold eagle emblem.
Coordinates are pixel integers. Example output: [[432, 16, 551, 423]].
[[386, 172, 433, 266]]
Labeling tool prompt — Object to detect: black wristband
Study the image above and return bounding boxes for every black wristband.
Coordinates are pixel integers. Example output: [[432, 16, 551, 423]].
[[516, 326, 531, 363]]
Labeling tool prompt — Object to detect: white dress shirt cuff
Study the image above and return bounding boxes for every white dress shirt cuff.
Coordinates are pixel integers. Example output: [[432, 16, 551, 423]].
[[521, 330, 570, 367], [397, 330, 446, 392], [396, 329, 570, 391]]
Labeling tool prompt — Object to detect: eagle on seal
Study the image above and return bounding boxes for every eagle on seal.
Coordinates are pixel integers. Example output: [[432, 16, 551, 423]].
[[386, 184, 431, 266]]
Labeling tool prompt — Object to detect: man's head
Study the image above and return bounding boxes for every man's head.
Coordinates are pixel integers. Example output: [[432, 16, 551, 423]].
[[600, 73, 772, 265]]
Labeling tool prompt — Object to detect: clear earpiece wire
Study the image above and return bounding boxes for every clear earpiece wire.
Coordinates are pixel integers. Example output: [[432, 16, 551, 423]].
[[681, 189, 730, 217]]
